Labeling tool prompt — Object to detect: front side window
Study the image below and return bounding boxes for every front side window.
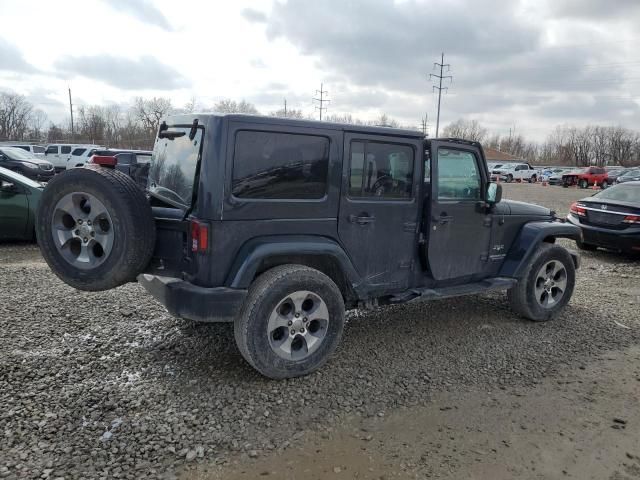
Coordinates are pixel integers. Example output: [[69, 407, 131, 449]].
[[46, 146, 58, 154], [61, 146, 71, 154], [348, 141, 414, 199], [72, 148, 86, 156], [232, 131, 329, 199], [33, 146, 45, 154], [437, 148, 482, 200]]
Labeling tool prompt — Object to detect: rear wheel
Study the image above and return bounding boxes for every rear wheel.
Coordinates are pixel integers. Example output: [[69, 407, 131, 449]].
[[36, 166, 155, 291], [234, 265, 345, 379], [579, 179, 588, 189], [508, 243, 575, 321], [529, 174, 537, 183], [506, 174, 513, 183]]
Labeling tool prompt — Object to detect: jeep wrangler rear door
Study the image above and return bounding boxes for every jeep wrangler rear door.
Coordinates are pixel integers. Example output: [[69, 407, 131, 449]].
[[338, 133, 421, 293], [426, 141, 491, 280]]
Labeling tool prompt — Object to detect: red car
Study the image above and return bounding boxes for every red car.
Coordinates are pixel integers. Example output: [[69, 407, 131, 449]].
[[562, 166, 609, 189]]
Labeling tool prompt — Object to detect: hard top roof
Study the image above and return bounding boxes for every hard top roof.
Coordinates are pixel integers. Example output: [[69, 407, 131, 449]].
[[164, 113, 425, 139]]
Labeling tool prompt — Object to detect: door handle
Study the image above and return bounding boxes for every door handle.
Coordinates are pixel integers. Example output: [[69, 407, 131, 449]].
[[348, 214, 375, 226]]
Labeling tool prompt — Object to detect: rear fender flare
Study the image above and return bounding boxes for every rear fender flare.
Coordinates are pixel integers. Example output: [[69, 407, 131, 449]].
[[225, 235, 364, 299], [499, 222, 581, 278]]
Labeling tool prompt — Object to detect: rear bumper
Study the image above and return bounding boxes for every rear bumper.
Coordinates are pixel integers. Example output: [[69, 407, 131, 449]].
[[567, 215, 640, 253], [138, 274, 247, 322]]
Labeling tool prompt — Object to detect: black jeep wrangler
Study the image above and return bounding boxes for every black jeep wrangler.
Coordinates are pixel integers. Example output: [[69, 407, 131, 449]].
[[36, 114, 581, 379]]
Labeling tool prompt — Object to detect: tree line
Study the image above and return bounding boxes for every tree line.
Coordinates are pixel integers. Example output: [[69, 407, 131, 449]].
[[2, 90, 639, 166], [442, 119, 640, 167]]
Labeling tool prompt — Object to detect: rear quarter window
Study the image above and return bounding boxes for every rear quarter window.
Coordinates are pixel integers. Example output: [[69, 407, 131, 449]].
[[232, 131, 329, 200]]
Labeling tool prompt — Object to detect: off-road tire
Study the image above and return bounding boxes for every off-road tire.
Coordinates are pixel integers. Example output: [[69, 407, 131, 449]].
[[529, 174, 537, 183], [507, 243, 576, 322], [579, 179, 589, 189], [234, 264, 345, 379], [506, 174, 514, 183], [36, 166, 155, 291]]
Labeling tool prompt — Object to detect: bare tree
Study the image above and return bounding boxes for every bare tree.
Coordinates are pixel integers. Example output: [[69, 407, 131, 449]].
[[132, 97, 173, 133], [0, 92, 33, 140], [270, 108, 304, 119], [442, 119, 487, 142], [212, 99, 259, 114]]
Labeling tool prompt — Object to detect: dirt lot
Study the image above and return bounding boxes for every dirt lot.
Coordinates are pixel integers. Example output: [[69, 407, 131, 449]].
[[1, 183, 639, 480]]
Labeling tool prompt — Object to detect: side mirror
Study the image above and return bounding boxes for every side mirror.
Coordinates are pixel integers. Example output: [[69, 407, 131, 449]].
[[1, 180, 15, 192], [487, 182, 502, 204]]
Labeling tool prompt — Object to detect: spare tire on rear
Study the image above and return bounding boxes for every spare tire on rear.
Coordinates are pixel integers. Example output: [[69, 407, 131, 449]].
[[36, 166, 156, 291]]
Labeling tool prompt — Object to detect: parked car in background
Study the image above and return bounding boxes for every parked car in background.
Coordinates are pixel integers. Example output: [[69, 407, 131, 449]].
[[491, 162, 538, 183], [0, 146, 55, 182], [0, 166, 43, 241], [64, 144, 105, 169], [616, 168, 640, 184], [45, 144, 87, 172], [86, 149, 152, 187], [542, 167, 571, 185], [567, 181, 640, 254], [606, 168, 632, 184], [562, 166, 608, 188], [6, 144, 46, 157]]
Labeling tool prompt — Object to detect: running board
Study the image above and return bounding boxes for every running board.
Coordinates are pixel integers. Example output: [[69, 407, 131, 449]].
[[389, 277, 516, 304]]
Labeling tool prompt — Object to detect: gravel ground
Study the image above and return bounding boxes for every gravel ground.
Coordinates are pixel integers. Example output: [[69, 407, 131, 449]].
[[1, 183, 639, 479]]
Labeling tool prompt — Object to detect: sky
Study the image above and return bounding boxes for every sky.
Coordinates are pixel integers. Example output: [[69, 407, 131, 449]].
[[0, 0, 639, 140]]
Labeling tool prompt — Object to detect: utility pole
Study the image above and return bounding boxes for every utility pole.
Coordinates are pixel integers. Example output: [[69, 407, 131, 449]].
[[429, 53, 452, 138], [313, 83, 330, 121], [420, 113, 430, 136], [283, 98, 287, 117], [68, 87, 74, 139]]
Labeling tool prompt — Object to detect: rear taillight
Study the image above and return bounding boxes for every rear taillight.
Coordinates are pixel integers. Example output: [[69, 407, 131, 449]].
[[569, 202, 586, 217], [190, 220, 209, 252], [623, 215, 640, 224], [89, 155, 117, 167]]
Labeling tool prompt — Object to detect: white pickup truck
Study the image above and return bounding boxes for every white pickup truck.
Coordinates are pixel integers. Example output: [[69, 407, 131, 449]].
[[491, 162, 538, 183]]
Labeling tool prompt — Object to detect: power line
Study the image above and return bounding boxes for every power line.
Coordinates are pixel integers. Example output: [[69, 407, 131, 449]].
[[429, 52, 452, 138], [313, 83, 330, 121]]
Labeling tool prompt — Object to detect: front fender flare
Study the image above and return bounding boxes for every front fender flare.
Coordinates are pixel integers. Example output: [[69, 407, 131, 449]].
[[499, 221, 581, 278], [225, 235, 363, 293]]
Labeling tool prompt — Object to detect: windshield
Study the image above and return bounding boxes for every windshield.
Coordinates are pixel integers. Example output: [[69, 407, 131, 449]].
[[148, 126, 203, 208], [593, 184, 640, 203], [1, 146, 37, 161]]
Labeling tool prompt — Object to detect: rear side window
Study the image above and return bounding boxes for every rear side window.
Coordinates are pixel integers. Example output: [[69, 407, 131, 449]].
[[348, 141, 414, 199], [72, 148, 86, 156], [33, 146, 45, 154], [61, 146, 71, 154], [232, 131, 329, 199], [46, 146, 58, 154]]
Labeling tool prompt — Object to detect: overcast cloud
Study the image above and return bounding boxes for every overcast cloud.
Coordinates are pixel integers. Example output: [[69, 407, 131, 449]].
[[0, 0, 638, 139]]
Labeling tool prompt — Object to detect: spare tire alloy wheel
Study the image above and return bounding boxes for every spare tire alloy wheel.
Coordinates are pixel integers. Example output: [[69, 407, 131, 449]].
[[52, 192, 114, 269], [36, 167, 156, 291]]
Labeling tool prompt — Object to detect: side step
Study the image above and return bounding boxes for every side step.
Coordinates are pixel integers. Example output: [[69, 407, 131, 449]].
[[389, 277, 516, 304]]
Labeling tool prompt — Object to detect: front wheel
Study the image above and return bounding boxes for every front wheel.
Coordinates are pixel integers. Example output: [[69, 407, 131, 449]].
[[579, 179, 589, 189], [234, 265, 345, 379], [506, 174, 514, 183], [507, 244, 576, 321]]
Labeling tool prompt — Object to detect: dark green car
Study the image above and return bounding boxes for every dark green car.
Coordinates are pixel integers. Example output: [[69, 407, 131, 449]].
[[0, 166, 43, 240]]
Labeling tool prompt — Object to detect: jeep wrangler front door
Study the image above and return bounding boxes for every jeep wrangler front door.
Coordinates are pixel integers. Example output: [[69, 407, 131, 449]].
[[426, 141, 491, 280], [338, 134, 421, 294]]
